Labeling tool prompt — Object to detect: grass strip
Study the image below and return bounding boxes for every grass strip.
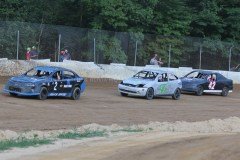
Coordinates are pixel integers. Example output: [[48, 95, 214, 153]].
[[57, 130, 106, 139], [111, 128, 144, 133], [0, 137, 52, 151]]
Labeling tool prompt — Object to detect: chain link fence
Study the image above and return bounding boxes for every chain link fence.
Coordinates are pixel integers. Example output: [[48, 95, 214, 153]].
[[0, 21, 240, 71]]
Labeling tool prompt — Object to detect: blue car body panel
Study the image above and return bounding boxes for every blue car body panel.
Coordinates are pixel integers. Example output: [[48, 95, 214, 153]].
[[3, 66, 86, 98]]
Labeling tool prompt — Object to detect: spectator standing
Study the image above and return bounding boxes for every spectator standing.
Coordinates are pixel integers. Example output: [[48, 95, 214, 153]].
[[26, 47, 31, 60], [150, 54, 163, 67], [30, 46, 38, 59], [59, 50, 65, 62], [64, 49, 71, 60]]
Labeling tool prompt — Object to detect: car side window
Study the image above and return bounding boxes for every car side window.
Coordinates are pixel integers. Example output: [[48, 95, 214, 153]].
[[63, 71, 75, 79], [52, 71, 62, 80], [158, 73, 168, 82], [169, 74, 178, 81]]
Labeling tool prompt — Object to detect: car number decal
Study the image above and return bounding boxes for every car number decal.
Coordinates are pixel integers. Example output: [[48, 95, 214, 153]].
[[54, 82, 58, 90], [158, 84, 167, 94]]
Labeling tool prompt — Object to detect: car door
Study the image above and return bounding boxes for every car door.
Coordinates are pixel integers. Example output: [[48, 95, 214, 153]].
[[167, 73, 180, 94], [155, 73, 170, 95], [62, 70, 76, 94], [49, 70, 65, 96], [214, 73, 225, 90]]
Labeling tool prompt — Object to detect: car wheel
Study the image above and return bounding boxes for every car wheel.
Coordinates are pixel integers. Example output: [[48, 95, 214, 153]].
[[71, 87, 81, 100], [172, 88, 181, 100], [145, 88, 154, 100], [9, 92, 18, 97], [38, 87, 48, 100], [121, 92, 128, 97], [195, 86, 203, 96], [221, 87, 229, 97]]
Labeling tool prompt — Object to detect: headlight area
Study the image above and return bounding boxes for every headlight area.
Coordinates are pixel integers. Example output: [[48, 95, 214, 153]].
[[25, 83, 36, 89], [136, 84, 145, 88]]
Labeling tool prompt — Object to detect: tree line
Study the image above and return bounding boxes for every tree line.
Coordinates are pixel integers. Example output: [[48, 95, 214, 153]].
[[0, 0, 239, 69]]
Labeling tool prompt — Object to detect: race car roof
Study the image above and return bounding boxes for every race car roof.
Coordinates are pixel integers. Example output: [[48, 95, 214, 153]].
[[142, 69, 172, 74], [34, 66, 70, 72]]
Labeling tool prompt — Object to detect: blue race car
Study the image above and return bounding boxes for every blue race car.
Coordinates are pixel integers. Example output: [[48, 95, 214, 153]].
[[3, 66, 86, 100], [181, 70, 233, 96]]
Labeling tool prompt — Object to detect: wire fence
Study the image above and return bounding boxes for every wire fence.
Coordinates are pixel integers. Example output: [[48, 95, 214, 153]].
[[0, 21, 240, 71]]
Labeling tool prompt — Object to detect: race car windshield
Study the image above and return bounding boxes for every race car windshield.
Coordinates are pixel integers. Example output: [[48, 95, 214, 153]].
[[25, 69, 51, 77], [133, 71, 158, 79], [185, 71, 208, 79]]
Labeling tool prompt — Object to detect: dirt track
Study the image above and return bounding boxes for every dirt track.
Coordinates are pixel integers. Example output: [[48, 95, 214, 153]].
[[0, 77, 240, 131], [14, 133, 240, 160]]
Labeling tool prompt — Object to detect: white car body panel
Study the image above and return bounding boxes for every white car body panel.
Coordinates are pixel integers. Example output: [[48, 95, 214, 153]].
[[118, 69, 182, 98]]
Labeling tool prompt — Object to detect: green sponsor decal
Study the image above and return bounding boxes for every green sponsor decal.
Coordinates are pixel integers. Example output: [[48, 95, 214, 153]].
[[159, 84, 167, 94]]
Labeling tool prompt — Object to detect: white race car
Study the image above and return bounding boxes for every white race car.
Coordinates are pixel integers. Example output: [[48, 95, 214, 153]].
[[118, 69, 182, 100]]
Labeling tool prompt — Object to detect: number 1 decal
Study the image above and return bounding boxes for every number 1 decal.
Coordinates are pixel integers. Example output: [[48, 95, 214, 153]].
[[54, 82, 58, 91]]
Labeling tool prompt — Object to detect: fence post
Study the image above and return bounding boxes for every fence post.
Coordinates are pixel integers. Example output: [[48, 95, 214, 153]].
[[134, 41, 138, 66], [16, 30, 19, 60], [58, 34, 61, 62], [229, 45, 234, 71], [168, 44, 171, 68], [93, 38, 96, 64], [199, 45, 202, 69]]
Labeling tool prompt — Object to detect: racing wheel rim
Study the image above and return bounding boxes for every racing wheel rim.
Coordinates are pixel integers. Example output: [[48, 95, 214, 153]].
[[173, 88, 181, 100], [39, 87, 48, 100], [146, 88, 154, 100], [221, 87, 229, 97], [72, 87, 81, 100], [196, 86, 203, 96]]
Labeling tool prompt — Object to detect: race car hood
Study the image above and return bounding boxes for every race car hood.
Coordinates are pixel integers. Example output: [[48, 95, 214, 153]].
[[10, 75, 46, 83], [122, 77, 154, 86]]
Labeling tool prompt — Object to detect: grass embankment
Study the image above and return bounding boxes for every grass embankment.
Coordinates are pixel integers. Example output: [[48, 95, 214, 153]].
[[0, 137, 52, 151], [0, 128, 144, 151]]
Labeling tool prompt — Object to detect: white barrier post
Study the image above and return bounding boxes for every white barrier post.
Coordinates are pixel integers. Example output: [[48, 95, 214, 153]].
[[199, 45, 202, 69], [16, 30, 19, 60], [229, 45, 234, 71], [134, 41, 138, 66], [94, 38, 96, 64], [58, 34, 61, 62], [168, 44, 171, 68]]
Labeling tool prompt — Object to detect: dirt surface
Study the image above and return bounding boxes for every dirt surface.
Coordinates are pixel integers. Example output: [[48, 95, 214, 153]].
[[15, 132, 240, 160], [0, 76, 240, 131]]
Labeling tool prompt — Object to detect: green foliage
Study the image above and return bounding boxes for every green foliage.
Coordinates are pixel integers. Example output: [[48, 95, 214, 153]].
[[57, 130, 106, 139], [139, 36, 184, 67], [102, 37, 127, 63], [111, 128, 143, 133], [0, 0, 240, 68], [0, 137, 52, 151]]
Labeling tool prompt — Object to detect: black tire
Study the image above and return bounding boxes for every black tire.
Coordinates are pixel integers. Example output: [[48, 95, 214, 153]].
[[221, 87, 229, 97], [195, 86, 203, 96], [145, 88, 154, 100], [9, 92, 18, 96], [71, 87, 81, 100], [121, 92, 128, 97], [38, 87, 48, 100], [172, 88, 181, 100]]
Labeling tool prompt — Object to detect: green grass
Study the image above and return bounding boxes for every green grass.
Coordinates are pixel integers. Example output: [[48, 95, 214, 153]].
[[57, 130, 107, 139], [0, 137, 52, 151], [111, 128, 144, 133]]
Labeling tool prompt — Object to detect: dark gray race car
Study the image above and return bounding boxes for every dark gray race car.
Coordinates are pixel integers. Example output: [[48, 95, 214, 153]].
[[181, 70, 233, 96]]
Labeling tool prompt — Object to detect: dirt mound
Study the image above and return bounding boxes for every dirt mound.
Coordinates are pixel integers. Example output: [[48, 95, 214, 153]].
[[0, 117, 240, 141]]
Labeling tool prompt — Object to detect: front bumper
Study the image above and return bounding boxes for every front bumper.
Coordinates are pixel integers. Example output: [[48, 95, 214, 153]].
[[3, 85, 40, 96], [118, 84, 148, 96]]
